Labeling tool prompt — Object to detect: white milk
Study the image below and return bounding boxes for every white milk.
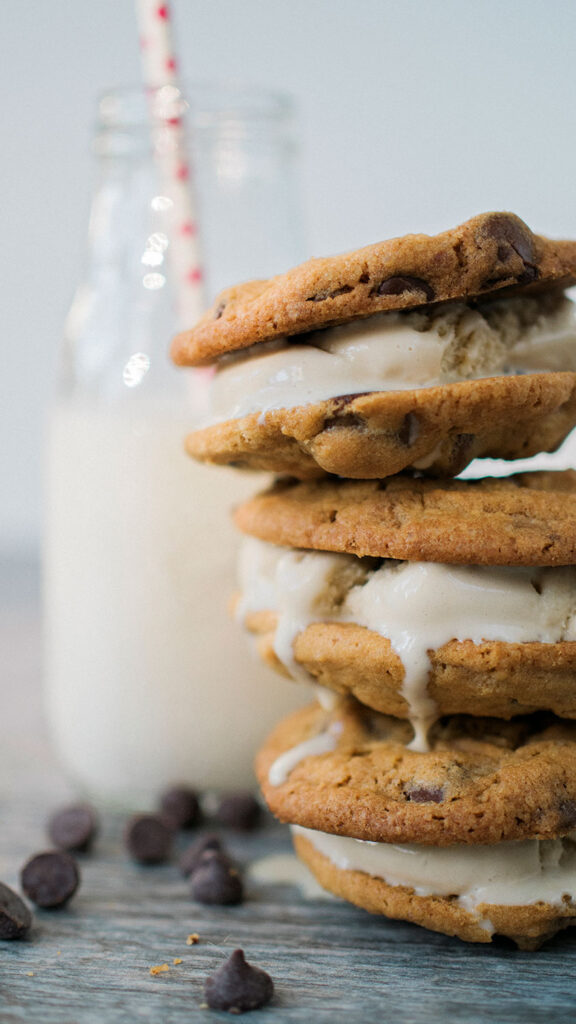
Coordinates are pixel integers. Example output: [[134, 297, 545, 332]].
[[44, 399, 305, 805]]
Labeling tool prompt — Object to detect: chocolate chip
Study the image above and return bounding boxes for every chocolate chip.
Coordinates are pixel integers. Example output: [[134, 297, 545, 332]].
[[558, 800, 576, 830], [0, 882, 33, 939], [204, 949, 274, 1013], [305, 284, 354, 303], [20, 851, 80, 909], [328, 412, 364, 431], [159, 786, 200, 830], [358, 271, 370, 283], [179, 833, 223, 877], [516, 265, 539, 285], [214, 301, 226, 319], [190, 851, 243, 905], [331, 392, 370, 411], [47, 804, 98, 853], [446, 432, 476, 475], [479, 213, 536, 267], [124, 814, 172, 865], [398, 412, 420, 447], [371, 275, 435, 301], [405, 785, 444, 803], [214, 792, 262, 831]]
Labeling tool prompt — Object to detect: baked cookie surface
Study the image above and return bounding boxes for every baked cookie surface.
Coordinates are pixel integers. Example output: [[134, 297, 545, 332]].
[[246, 611, 576, 721], [235, 470, 576, 566], [185, 372, 576, 479], [293, 832, 576, 950], [256, 701, 576, 845], [172, 212, 576, 365]]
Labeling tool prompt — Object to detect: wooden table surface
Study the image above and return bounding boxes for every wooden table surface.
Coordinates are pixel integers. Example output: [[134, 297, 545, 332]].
[[1, 562, 575, 1024]]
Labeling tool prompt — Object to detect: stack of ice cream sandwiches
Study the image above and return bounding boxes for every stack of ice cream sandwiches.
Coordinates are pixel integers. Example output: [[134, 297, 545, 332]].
[[172, 212, 576, 948]]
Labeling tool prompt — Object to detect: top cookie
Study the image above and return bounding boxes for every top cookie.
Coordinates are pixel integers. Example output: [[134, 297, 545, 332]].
[[234, 470, 576, 566], [172, 212, 576, 366]]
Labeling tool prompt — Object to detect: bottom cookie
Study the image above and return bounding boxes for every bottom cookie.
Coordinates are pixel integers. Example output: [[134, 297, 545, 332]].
[[292, 828, 576, 949]]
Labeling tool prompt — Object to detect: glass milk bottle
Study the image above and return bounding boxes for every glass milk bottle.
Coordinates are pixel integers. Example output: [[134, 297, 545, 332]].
[[44, 85, 306, 805]]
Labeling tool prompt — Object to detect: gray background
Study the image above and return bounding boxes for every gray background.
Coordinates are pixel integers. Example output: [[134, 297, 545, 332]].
[[3, 0, 576, 556]]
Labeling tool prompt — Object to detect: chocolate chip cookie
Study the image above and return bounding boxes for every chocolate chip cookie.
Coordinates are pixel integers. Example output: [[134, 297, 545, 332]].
[[172, 213, 576, 364], [234, 471, 576, 566], [245, 611, 576, 722], [256, 701, 576, 845], [292, 828, 576, 949]]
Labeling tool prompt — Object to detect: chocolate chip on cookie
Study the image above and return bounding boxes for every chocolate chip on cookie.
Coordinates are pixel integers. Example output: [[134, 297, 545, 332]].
[[172, 212, 576, 365]]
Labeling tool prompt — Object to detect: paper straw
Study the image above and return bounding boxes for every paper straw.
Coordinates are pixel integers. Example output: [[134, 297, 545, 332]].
[[136, 0, 205, 325]]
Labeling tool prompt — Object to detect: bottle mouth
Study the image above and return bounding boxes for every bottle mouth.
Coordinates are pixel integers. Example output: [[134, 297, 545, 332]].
[[97, 81, 295, 134]]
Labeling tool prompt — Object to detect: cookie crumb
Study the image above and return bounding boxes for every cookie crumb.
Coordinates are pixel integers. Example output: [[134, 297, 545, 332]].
[[186, 933, 200, 945], [173, 958, 183, 965], [150, 963, 170, 976], [26, 971, 34, 977]]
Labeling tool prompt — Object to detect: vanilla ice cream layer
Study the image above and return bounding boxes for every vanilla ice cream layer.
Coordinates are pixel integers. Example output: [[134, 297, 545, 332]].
[[293, 825, 576, 925], [210, 293, 576, 422], [238, 537, 576, 752]]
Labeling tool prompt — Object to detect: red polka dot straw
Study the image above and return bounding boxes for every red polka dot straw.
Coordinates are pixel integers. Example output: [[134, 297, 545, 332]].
[[136, 0, 205, 325]]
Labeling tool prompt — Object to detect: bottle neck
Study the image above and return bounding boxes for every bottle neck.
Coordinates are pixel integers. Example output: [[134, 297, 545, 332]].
[[57, 84, 301, 405]]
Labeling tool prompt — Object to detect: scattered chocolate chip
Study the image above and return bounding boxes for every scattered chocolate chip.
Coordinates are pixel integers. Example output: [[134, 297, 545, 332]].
[[179, 833, 223, 878], [371, 275, 435, 301], [214, 301, 226, 319], [124, 814, 172, 865], [48, 804, 98, 853], [214, 792, 261, 831], [190, 851, 243, 905], [0, 882, 33, 939], [358, 271, 370, 283], [159, 786, 200, 830], [405, 785, 445, 804], [20, 851, 80, 909], [204, 949, 274, 1013]]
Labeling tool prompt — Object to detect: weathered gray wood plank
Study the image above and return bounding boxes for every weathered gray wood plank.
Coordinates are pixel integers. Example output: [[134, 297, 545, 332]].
[[1, 566, 576, 1023]]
